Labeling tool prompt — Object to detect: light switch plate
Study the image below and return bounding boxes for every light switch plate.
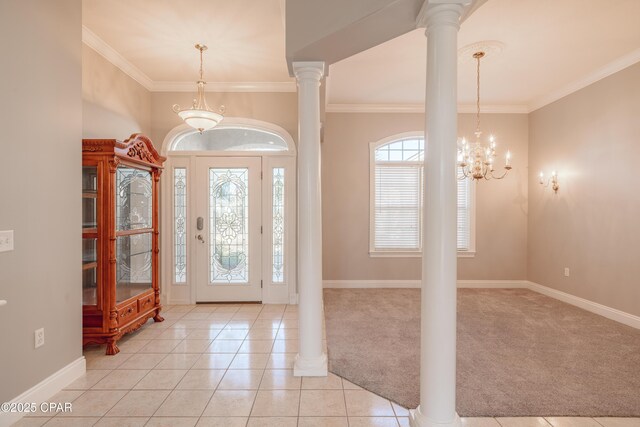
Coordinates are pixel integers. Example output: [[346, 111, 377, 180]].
[[0, 230, 14, 252]]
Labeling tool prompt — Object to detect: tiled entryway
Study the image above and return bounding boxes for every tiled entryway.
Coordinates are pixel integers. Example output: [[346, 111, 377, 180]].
[[14, 304, 640, 427]]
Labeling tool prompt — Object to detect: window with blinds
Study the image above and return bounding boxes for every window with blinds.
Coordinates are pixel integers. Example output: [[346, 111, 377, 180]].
[[370, 135, 474, 255]]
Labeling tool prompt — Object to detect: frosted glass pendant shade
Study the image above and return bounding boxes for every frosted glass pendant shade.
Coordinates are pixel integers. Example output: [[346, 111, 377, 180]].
[[178, 109, 223, 132]]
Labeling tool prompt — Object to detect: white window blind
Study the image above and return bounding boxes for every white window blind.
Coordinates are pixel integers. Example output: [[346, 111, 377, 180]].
[[457, 175, 471, 251], [374, 165, 422, 250]]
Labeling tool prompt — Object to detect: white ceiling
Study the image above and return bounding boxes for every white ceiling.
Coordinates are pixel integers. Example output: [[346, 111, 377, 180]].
[[328, 0, 640, 111], [82, 0, 640, 111], [82, 0, 291, 86]]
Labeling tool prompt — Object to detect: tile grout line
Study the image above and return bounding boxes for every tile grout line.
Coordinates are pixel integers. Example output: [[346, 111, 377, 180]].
[[145, 304, 199, 425], [341, 378, 352, 427]]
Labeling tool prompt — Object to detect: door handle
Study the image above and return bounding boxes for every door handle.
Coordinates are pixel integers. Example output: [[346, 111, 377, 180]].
[[196, 234, 205, 243]]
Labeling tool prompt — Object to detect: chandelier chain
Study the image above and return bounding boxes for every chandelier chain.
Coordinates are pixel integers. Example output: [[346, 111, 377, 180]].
[[476, 53, 481, 136], [199, 47, 204, 81]]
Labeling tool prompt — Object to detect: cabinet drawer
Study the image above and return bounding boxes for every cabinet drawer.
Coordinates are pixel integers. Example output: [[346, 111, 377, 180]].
[[118, 301, 138, 323], [138, 294, 155, 312]]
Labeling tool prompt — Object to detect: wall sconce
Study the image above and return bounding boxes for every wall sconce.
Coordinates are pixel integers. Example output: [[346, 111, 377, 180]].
[[539, 171, 559, 193]]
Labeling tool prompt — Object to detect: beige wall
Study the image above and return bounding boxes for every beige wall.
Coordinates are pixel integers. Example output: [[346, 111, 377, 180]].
[[322, 112, 528, 281], [528, 62, 640, 317], [150, 92, 298, 150], [82, 44, 151, 140], [0, 0, 82, 402]]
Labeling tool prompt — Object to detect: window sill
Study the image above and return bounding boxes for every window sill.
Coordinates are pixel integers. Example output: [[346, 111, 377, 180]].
[[369, 251, 476, 258]]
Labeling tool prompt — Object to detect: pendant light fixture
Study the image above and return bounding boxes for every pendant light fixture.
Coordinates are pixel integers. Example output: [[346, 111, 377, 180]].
[[173, 44, 225, 133], [457, 51, 512, 181]]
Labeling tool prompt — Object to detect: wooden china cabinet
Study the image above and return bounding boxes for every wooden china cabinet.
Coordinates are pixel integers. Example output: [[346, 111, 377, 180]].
[[82, 134, 166, 355]]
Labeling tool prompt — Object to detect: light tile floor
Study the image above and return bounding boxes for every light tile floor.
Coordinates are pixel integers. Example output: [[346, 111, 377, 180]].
[[13, 304, 640, 427]]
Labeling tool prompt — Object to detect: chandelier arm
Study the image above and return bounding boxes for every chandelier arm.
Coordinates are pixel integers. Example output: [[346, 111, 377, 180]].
[[458, 165, 469, 180], [483, 167, 492, 180], [490, 169, 509, 180]]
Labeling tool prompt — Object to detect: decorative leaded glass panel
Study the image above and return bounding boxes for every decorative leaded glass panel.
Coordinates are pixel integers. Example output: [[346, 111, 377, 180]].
[[116, 167, 152, 230], [209, 168, 249, 283], [174, 168, 187, 283], [272, 168, 285, 283]]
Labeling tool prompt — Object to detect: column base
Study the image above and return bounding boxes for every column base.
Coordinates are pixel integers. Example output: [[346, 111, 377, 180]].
[[293, 352, 328, 377], [409, 406, 461, 427]]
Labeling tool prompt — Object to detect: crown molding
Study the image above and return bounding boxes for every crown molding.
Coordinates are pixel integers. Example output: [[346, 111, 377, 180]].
[[82, 25, 295, 93], [528, 47, 640, 112], [458, 104, 529, 114], [326, 103, 529, 114], [327, 103, 423, 113], [82, 25, 154, 90], [152, 81, 296, 93]]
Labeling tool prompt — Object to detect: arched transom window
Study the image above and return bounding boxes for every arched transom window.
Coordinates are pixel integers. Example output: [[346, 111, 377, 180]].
[[173, 127, 289, 152], [369, 133, 475, 257]]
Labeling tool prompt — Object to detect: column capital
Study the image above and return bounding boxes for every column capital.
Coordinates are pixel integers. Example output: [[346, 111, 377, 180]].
[[416, 0, 471, 30], [293, 61, 325, 82]]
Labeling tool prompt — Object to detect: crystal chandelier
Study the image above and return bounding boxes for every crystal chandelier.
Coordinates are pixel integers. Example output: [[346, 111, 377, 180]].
[[173, 44, 225, 133], [457, 51, 511, 180]]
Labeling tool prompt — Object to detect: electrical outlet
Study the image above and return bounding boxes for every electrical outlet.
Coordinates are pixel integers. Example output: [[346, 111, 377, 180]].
[[0, 230, 14, 252], [564, 268, 570, 277], [35, 328, 45, 348]]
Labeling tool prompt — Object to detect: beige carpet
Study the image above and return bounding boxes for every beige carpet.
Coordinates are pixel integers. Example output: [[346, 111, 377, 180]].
[[323, 288, 640, 416]]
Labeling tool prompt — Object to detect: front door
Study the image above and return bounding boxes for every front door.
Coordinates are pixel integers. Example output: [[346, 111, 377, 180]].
[[195, 157, 262, 302]]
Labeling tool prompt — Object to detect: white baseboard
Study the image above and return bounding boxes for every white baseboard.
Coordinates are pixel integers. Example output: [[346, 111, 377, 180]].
[[289, 293, 299, 305], [458, 280, 528, 289], [1, 356, 86, 427], [323, 280, 420, 288], [527, 281, 640, 330], [322, 279, 527, 289], [166, 299, 191, 305]]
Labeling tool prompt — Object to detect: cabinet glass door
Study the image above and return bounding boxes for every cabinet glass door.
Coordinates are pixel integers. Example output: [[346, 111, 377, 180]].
[[82, 166, 99, 305], [116, 233, 153, 303], [115, 165, 154, 303], [82, 238, 98, 305], [83, 166, 98, 230]]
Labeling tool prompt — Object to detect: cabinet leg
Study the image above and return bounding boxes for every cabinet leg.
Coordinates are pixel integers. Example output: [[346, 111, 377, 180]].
[[153, 311, 165, 323], [105, 340, 120, 355]]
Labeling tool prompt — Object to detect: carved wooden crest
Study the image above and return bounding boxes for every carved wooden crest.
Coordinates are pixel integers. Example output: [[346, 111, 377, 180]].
[[118, 134, 165, 167], [127, 140, 154, 162], [82, 134, 166, 168]]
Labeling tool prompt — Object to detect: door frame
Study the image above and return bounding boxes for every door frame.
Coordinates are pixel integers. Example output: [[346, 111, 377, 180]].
[[160, 119, 297, 305]]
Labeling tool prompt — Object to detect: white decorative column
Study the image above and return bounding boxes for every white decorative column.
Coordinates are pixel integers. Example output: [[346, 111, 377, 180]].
[[293, 61, 328, 377], [410, 1, 469, 427]]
